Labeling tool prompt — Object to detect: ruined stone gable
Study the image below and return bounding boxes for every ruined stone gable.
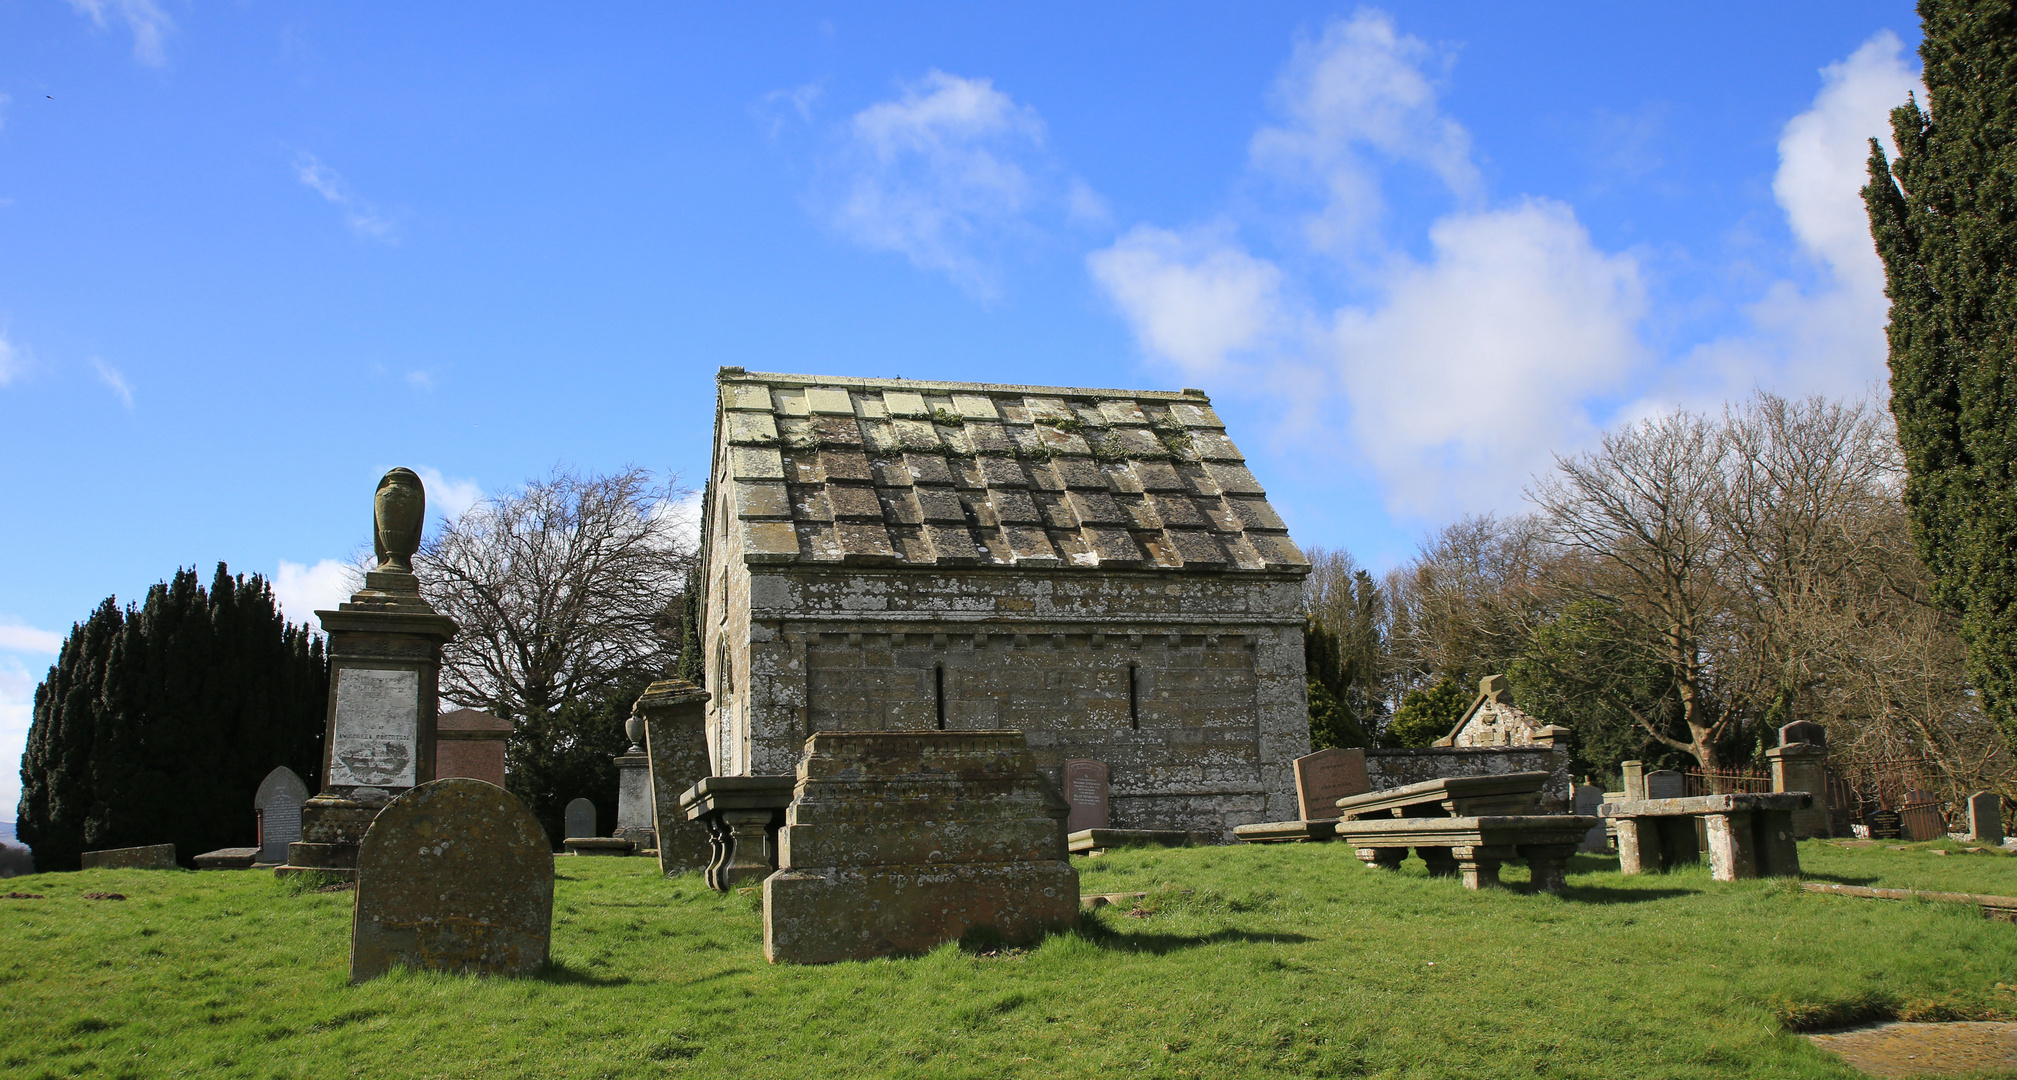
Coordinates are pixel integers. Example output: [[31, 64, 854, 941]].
[[697, 369, 1311, 838]]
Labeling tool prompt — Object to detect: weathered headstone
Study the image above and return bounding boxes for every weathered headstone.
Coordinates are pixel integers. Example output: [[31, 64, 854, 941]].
[[1062, 759, 1110, 833], [81, 844, 176, 870], [1293, 748, 1369, 822], [1970, 791, 2005, 845], [350, 778, 553, 983], [1868, 808, 1903, 839], [565, 798, 597, 841], [253, 766, 309, 864], [1645, 770, 1685, 800], [765, 730, 1077, 964], [1573, 783, 1608, 852]]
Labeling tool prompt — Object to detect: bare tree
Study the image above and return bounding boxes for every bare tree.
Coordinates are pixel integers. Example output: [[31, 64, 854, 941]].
[[419, 466, 696, 724]]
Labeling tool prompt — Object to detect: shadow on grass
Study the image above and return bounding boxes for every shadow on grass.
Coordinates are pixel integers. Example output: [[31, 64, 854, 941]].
[[536, 959, 632, 987], [1799, 871, 1883, 886], [1559, 884, 1702, 903], [1076, 923, 1315, 955]]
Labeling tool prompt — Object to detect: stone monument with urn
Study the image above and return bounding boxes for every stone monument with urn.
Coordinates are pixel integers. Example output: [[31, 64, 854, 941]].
[[279, 468, 458, 879]]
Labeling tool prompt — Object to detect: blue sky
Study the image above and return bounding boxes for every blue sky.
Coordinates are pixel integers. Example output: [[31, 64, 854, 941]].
[[0, 2, 1922, 812]]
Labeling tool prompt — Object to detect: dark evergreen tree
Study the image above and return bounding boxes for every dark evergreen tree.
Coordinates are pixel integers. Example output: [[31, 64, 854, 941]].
[[14, 564, 327, 869], [1864, 0, 2017, 741], [1304, 617, 1371, 749], [676, 564, 704, 684]]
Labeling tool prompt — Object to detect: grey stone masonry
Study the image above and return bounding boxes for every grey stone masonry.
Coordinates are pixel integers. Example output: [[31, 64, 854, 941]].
[[698, 370, 1313, 840]]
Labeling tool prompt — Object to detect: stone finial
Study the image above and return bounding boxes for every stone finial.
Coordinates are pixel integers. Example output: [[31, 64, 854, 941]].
[[623, 713, 647, 755], [373, 468, 426, 573]]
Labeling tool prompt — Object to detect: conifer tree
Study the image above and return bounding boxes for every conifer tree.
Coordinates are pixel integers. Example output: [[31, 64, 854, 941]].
[[1863, 0, 2017, 740], [14, 565, 327, 869]]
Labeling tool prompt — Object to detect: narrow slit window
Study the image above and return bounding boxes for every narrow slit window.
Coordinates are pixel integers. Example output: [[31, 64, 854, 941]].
[[1128, 664, 1140, 730], [935, 665, 947, 730]]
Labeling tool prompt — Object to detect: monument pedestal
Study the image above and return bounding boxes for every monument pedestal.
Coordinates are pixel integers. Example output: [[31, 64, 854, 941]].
[[638, 680, 713, 875]]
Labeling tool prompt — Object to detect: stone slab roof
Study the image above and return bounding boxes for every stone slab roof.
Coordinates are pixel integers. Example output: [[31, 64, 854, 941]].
[[711, 369, 1307, 573]]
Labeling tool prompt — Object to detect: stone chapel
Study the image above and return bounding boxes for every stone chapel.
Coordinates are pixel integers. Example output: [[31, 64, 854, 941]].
[[697, 369, 1312, 837]]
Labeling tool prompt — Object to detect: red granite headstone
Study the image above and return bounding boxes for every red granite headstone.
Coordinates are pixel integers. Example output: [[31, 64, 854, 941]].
[[1062, 759, 1110, 833]]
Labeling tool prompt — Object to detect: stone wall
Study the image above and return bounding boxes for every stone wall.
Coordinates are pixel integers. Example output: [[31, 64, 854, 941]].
[[704, 562, 1309, 839], [1365, 746, 1572, 813]]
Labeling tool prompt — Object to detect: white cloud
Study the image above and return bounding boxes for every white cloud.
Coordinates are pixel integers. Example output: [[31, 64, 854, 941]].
[[755, 81, 823, 138], [0, 333, 22, 386], [405, 370, 436, 391], [1669, 31, 1920, 410], [294, 153, 400, 243], [0, 619, 61, 654], [414, 467, 483, 523], [1088, 225, 1288, 377], [0, 655, 37, 820], [64, 0, 172, 68], [273, 559, 355, 628], [91, 358, 134, 410], [0, 92, 11, 132], [1250, 8, 1479, 252], [655, 490, 704, 554], [1333, 200, 1646, 512], [819, 70, 1092, 296], [1092, 9, 1645, 517]]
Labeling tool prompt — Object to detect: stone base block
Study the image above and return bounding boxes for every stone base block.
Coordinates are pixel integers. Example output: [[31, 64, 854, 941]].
[[194, 847, 260, 870], [80, 843, 177, 870], [764, 861, 1079, 964], [564, 838, 636, 856]]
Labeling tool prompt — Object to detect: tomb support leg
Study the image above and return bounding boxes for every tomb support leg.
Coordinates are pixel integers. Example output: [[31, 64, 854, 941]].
[[701, 815, 731, 892], [1753, 810, 1801, 877], [1450, 845, 1510, 890], [719, 809, 777, 889], [1705, 811, 1757, 881], [1356, 847, 1406, 871], [1520, 844, 1576, 894], [1614, 818, 1652, 874], [1417, 846, 1458, 877]]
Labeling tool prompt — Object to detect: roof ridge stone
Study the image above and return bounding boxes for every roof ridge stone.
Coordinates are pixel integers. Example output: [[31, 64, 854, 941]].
[[719, 368, 1210, 403]]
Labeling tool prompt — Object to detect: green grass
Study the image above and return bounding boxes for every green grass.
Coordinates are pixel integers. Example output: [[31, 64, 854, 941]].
[[4, 842, 2017, 1079]]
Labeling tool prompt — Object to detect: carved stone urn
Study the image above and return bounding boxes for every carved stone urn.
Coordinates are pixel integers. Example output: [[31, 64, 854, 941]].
[[373, 467, 426, 572]]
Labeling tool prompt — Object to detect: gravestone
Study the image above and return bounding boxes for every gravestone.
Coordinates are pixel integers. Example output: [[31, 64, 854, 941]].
[[565, 798, 597, 841], [1868, 809, 1903, 840], [1645, 770, 1685, 800], [254, 766, 309, 864], [350, 778, 553, 983], [1621, 761, 1647, 801], [1969, 791, 2004, 845], [81, 844, 176, 870], [1573, 783, 1608, 852], [764, 730, 1077, 964], [1062, 760, 1110, 833], [1293, 748, 1369, 821]]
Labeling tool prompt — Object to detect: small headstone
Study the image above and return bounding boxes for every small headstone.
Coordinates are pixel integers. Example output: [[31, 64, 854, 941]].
[[253, 766, 309, 864], [1062, 760, 1110, 833], [1645, 770, 1685, 800], [1293, 748, 1369, 821], [565, 798, 597, 841], [1970, 791, 2004, 845], [1573, 784, 1607, 852], [350, 778, 553, 983], [80, 843, 176, 870], [1868, 809, 1903, 840]]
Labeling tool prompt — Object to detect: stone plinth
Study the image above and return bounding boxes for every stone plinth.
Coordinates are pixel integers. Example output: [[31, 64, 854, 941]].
[[350, 778, 552, 983], [81, 844, 177, 870], [763, 730, 1078, 964], [1599, 792, 1810, 881], [435, 709, 511, 787], [680, 775, 794, 891], [1768, 738, 1833, 838], [563, 838, 635, 856], [638, 680, 713, 875]]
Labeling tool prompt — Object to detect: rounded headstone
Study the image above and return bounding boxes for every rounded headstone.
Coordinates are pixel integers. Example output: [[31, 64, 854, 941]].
[[254, 766, 310, 864], [350, 778, 554, 983], [564, 797, 597, 841]]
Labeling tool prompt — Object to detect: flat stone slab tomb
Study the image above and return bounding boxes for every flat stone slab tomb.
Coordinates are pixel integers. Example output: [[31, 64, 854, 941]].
[[1330, 772, 1594, 891], [679, 774, 794, 891], [763, 730, 1079, 964], [1598, 792, 1810, 880], [1067, 829, 1191, 855]]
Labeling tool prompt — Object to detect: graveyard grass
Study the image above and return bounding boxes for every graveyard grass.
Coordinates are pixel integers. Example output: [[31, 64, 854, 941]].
[[5, 843, 2017, 1079]]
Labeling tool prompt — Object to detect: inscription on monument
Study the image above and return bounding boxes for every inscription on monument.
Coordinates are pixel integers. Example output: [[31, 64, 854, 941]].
[[1063, 759, 1109, 833], [1293, 748, 1368, 821], [328, 668, 420, 788]]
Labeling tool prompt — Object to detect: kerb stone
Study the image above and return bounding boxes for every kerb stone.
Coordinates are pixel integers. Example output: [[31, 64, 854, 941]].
[[81, 844, 176, 870], [350, 778, 553, 983]]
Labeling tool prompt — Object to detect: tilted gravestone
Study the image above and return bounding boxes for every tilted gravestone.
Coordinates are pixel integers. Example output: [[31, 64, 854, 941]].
[[1644, 770, 1685, 800], [1293, 748, 1368, 822], [564, 798, 597, 841], [254, 766, 310, 864], [350, 778, 553, 983], [1062, 759, 1110, 833], [1899, 790, 1945, 842], [1970, 791, 2005, 845]]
